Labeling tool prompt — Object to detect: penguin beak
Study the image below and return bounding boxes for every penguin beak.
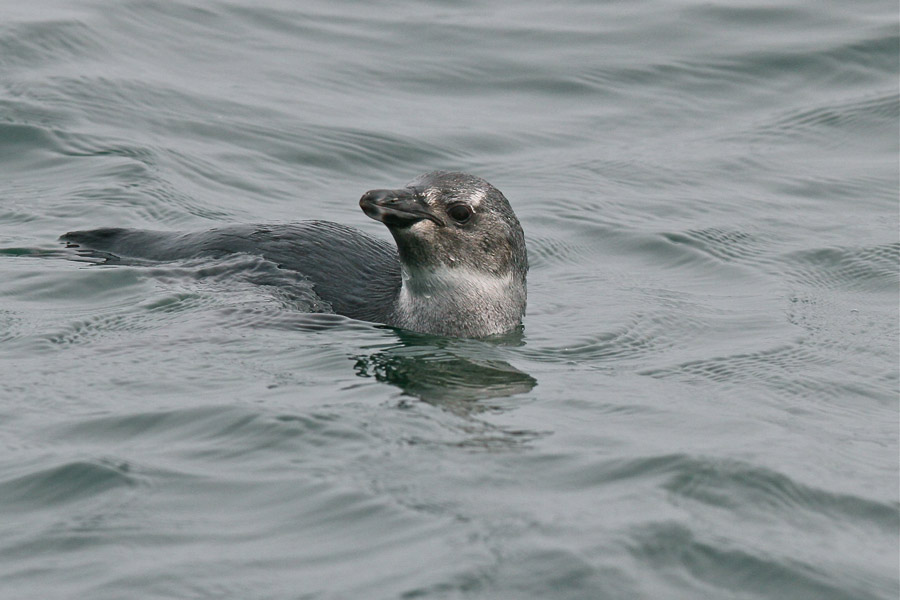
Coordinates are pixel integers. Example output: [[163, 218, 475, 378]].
[[359, 188, 445, 228]]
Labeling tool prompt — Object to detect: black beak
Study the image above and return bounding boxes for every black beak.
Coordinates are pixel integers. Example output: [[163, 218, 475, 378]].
[[359, 188, 445, 228]]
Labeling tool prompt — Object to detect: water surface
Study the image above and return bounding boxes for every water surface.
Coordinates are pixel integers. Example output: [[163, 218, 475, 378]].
[[1, 1, 898, 598]]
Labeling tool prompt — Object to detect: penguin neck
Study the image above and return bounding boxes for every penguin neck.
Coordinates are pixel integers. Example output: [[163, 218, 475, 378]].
[[392, 262, 526, 337]]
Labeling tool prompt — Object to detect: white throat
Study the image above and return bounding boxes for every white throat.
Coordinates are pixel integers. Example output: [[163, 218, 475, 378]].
[[393, 264, 524, 337]]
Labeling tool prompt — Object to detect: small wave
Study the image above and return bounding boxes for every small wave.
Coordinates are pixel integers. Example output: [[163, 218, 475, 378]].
[[663, 456, 899, 526], [610, 452, 900, 599], [523, 313, 681, 365], [661, 227, 774, 264], [639, 343, 843, 400], [0, 459, 137, 511], [0, 18, 104, 70], [778, 242, 899, 294], [51, 404, 369, 464], [747, 91, 899, 151], [629, 520, 891, 600], [0, 122, 65, 162], [764, 93, 898, 135], [527, 233, 602, 271]]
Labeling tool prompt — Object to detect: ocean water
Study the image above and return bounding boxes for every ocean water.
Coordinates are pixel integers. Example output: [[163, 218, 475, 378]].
[[0, 1, 897, 598]]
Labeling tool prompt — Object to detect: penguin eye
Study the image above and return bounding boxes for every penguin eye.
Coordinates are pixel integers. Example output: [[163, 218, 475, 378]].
[[447, 204, 473, 224]]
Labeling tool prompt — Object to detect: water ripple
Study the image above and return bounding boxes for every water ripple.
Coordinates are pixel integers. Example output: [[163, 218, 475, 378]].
[[780, 242, 900, 293], [0, 459, 137, 511], [629, 520, 889, 600], [0, 18, 104, 70]]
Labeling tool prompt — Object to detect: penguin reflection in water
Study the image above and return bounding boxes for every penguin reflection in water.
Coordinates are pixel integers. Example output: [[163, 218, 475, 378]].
[[62, 172, 528, 338]]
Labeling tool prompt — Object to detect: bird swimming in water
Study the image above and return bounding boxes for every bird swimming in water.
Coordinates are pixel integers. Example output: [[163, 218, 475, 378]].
[[60, 171, 528, 338]]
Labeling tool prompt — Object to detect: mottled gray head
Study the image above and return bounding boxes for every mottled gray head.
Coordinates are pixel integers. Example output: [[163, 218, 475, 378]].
[[360, 171, 528, 337], [359, 171, 527, 279]]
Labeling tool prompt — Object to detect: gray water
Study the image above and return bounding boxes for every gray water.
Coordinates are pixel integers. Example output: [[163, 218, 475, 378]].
[[1, 1, 898, 599]]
